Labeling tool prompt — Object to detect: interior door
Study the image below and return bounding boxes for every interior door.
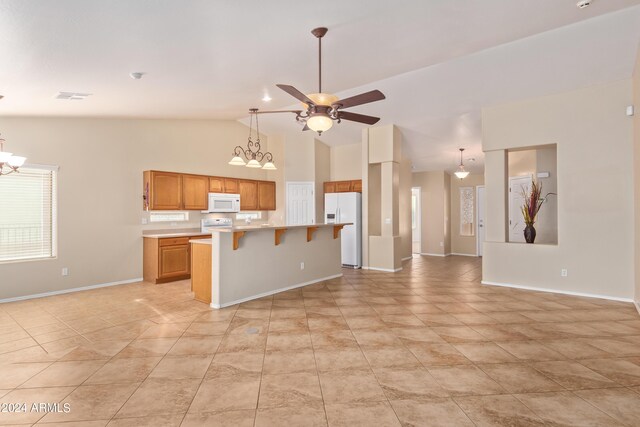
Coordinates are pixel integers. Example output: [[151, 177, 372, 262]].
[[509, 176, 532, 243], [286, 182, 315, 225], [411, 187, 421, 254], [477, 186, 485, 256]]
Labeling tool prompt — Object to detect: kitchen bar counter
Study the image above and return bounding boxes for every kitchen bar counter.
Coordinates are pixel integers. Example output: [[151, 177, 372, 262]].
[[192, 223, 349, 308], [143, 230, 210, 239]]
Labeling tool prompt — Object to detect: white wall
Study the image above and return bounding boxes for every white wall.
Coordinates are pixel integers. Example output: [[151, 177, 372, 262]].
[[0, 117, 282, 300], [634, 45, 640, 309], [482, 80, 634, 300]]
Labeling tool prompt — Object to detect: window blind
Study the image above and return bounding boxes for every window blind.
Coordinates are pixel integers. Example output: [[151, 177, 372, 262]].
[[0, 165, 57, 262]]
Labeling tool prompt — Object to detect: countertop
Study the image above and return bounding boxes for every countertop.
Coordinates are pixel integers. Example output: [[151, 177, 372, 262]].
[[143, 230, 210, 239], [207, 222, 352, 233], [190, 238, 212, 245]]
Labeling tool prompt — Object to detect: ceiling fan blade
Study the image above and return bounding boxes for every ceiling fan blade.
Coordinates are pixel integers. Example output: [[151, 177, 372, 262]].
[[333, 90, 385, 109], [338, 111, 380, 125], [276, 84, 315, 105]]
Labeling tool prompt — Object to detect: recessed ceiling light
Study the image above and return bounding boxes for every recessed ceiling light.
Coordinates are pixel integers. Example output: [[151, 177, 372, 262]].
[[577, 0, 591, 9], [130, 72, 145, 80], [262, 94, 272, 102]]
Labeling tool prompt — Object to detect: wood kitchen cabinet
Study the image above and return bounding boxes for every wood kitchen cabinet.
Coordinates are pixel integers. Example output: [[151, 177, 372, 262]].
[[182, 174, 209, 210], [223, 178, 239, 194], [258, 181, 276, 211], [209, 176, 224, 193], [324, 179, 362, 194], [144, 170, 277, 211], [239, 180, 259, 210], [191, 242, 212, 304], [144, 171, 182, 210], [143, 235, 209, 284]]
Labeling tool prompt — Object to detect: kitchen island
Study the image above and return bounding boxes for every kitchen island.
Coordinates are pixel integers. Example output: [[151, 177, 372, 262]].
[[191, 223, 349, 308]]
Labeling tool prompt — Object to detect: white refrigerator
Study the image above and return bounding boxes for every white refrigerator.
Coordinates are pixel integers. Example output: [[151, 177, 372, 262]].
[[325, 192, 362, 268]]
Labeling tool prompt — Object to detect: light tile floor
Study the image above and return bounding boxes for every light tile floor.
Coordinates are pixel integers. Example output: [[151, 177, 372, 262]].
[[1, 255, 639, 426]]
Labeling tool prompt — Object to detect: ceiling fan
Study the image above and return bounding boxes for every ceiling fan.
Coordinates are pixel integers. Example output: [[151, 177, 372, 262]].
[[273, 27, 386, 135]]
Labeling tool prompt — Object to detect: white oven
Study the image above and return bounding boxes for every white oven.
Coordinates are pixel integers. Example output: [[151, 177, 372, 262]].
[[205, 193, 241, 213]]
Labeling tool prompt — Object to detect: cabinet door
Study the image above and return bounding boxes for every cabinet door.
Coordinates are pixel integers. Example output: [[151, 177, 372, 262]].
[[158, 245, 190, 278], [351, 180, 362, 193], [150, 171, 182, 210], [335, 181, 352, 192], [239, 180, 258, 210], [324, 182, 336, 194], [257, 181, 276, 210], [209, 177, 224, 193], [224, 178, 239, 194], [182, 174, 209, 210]]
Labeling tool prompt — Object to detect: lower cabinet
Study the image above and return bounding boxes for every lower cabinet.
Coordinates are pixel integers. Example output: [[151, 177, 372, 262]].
[[143, 235, 208, 284], [190, 242, 212, 304]]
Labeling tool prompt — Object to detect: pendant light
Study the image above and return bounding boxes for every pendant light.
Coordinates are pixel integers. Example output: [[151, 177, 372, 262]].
[[454, 148, 470, 180], [0, 134, 27, 176], [229, 109, 277, 170]]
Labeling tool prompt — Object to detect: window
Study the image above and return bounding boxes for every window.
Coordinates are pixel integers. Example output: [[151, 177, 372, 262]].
[[0, 165, 57, 262], [149, 212, 189, 223], [459, 187, 474, 236]]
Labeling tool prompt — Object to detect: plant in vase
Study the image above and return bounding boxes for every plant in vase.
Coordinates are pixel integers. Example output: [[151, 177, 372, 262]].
[[520, 180, 555, 244]]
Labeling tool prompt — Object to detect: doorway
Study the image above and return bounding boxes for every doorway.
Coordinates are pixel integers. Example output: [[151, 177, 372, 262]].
[[286, 182, 315, 225], [476, 185, 485, 256], [411, 187, 421, 254], [508, 176, 532, 243]]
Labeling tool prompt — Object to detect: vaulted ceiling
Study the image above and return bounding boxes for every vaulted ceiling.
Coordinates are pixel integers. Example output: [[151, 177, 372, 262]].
[[1, 0, 639, 172]]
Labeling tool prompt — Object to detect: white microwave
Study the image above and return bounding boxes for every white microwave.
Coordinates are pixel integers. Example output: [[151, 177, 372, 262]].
[[205, 193, 241, 213]]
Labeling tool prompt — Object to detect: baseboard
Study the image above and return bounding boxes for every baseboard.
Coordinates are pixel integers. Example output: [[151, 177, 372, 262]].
[[450, 252, 478, 257], [402, 256, 413, 261], [366, 266, 403, 273], [481, 280, 634, 303], [0, 277, 143, 304], [211, 273, 343, 309], [420, 253, 451, 257]]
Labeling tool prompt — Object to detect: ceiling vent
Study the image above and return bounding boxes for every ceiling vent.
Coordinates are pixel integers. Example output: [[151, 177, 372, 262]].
[[55, 92, 92, 100]]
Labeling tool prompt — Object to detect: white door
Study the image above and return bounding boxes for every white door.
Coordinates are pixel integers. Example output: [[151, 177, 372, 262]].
[[509, 176, 532, 243], [476, 186, 485, 256], [286, 182, 315, 225], [411, 187, 421, 254]]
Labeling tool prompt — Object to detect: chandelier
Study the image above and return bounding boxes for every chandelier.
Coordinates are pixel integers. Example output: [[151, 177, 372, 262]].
[[229, 109, 276, 170], [0, 134, 27, 176], [454, 148, 470, 180]]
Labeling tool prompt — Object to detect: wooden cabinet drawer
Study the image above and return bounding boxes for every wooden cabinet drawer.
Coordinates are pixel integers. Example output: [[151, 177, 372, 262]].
[[159, 237, 190, 247]]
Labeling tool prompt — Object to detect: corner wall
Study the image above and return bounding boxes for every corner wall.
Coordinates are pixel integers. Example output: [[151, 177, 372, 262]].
[[482, 80, 634, 300], [634, 44, 640, 310]]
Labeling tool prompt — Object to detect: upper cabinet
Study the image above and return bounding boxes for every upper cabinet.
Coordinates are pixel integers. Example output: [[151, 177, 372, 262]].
[[182, 174, 209, 210], [144, 171, 277, 211], [324, 179, 362, 194], [258, 181, 276, 210], [209, 177, 224, 193], [239, 180, 259, 211], [144, 171, 182, 210]]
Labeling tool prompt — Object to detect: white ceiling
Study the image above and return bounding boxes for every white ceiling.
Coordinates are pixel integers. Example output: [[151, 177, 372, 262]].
[[1, 0, 639, 172]]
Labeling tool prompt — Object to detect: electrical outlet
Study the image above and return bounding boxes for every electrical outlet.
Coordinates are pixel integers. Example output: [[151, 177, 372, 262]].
[[300, 262, 305, 270], [62, 268, 69, 276], [440, 242, 444, 247], [561, 269, 568, 277], [385, 218, 391, 224], [141, 218, 148, 225], [170, 221, 178, 226]]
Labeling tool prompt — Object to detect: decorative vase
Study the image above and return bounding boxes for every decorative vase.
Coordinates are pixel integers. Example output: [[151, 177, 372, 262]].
[[524, 224, 536, 244]]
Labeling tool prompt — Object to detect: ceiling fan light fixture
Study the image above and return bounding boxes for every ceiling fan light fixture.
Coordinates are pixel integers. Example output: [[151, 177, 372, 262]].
[[306, 114, 334, 134], [228, 156, 246, 166], [306, 92, 339, 107]]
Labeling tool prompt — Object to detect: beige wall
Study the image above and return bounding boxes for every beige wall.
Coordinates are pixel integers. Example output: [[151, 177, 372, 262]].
[[634, 45, 640, 309], [450, 173, 484, 255], [330, 143, 362, 181], [314, 140, 331, 223], [412, 171, 448, 256], [0, 117, 283, 300], [399, 153, 413, 260], [482, 80, 634, 300]]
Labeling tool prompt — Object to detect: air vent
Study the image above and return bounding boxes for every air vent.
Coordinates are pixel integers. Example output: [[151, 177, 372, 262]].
[[55, 92, 91, 100]]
